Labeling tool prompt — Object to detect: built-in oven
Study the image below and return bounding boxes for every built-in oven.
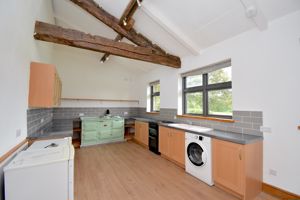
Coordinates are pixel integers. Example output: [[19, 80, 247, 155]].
[[149, 122, 160, 155], [149, 121, 174, 155]]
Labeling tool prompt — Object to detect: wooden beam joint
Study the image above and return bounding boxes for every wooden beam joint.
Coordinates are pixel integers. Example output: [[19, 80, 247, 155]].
[[70, 0, 179, 62], [34, 21, 181, 68]]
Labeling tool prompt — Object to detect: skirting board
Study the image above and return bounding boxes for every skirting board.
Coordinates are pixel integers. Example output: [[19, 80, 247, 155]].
[[262, 182, 300, 200]]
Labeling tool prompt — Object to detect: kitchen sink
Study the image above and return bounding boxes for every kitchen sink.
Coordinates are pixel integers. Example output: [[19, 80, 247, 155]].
[[168, 123, 213, 133]]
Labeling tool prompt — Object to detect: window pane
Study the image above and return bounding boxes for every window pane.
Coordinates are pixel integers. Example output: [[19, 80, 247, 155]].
[[153, 96, 160, 111], [208, 89, 232, 116], [185, 92, 203, 114], [208, 66, 232, 85], [186, 75, 202, 88], [153, 83, 160, 93]]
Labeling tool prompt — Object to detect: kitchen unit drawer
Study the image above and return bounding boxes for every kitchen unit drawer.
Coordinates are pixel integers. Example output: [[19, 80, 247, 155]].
[[99, 121, 112, 129], [82, 131, 98, 142], [81, 131, 100, 145], [112, 128, 124, 138], [83, 122, 100, 131], [100, 130, 112, 139], [212, 139, 262, 200], [112, 119, 124, 129]]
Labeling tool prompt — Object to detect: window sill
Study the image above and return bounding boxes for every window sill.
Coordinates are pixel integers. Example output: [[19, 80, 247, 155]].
[[146, 112, 160, 115], [176, 115, 235, 123]]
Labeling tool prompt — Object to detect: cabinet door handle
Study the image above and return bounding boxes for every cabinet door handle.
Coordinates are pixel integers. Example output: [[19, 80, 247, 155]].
[[239, 150, 242, 160]]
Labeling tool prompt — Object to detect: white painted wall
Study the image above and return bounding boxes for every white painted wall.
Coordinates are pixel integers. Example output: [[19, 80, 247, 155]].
[[137, 11, 300, 194], [52, 45, 142, 108], [0, 0, 55, 157]]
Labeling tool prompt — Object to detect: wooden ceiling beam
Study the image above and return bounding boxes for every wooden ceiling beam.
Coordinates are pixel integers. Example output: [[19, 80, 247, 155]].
[[70, 0, 179, 63], [120, 0, 141, 24], [101, 0, 141, 63], [34, 21, 181, 68]]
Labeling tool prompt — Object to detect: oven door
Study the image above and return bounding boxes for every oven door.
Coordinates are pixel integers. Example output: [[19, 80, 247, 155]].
[[148, 130, 160, 154], [149, 127, 158, 137]]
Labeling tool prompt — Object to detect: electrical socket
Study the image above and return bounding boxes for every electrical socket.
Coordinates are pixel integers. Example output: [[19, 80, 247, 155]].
[[260, 126, 272, 133], [269, 169, 277, 176], [79, 113, 85, 117], [124, 112, 128, 116], [16, 129, 21, 138]]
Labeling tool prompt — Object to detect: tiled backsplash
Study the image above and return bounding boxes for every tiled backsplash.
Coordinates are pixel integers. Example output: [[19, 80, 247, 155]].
[[52, 107, 139, 132], [27, 107, 263, 137], [138, 108, 263, 136], [27, 107, 139, 137], [27, 108, 53, 136]]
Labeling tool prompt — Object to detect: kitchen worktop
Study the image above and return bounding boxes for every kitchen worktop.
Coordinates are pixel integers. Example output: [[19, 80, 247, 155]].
[[134, 117, 263, 145]]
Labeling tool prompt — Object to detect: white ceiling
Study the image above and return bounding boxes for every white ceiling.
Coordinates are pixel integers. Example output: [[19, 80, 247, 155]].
[[51, 0, 300, 69]]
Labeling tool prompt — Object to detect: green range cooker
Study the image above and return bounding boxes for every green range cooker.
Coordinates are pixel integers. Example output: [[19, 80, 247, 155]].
[[80, 116, 125, 147]]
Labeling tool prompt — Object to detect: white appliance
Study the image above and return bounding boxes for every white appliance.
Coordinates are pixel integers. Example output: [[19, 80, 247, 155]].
[[185, 132, 214, 186], [4, 138, 74, 200], [28, 137, 72, 150]]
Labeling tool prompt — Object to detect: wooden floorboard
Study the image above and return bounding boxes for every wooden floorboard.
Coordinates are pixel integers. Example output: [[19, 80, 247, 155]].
[[74, 141, 278, 200]]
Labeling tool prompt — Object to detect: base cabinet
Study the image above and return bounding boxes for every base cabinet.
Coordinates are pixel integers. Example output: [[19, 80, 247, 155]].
[[81, 117, 124, 147], [134, 121, 149, 147], [212, 139, 262, 200], [159, 126, 185, 168]]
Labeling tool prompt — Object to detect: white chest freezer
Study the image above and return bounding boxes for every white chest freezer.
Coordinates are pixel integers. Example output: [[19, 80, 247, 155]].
[[28, 137, 72, 150], [4, 138, 74, 200]]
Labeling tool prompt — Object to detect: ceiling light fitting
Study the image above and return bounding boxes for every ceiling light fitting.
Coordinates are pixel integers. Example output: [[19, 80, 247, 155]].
[[245, 5, 257, 18]]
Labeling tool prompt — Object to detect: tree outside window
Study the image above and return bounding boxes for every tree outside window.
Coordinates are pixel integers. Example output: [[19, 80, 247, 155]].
[[183, 66, 232, 118]]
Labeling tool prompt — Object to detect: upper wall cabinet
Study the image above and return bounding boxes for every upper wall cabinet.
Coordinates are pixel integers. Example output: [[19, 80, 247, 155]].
[[28, 62, 62, 108]]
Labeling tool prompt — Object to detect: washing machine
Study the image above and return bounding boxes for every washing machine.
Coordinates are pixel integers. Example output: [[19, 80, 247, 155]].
[[185, 132, 214, 186]]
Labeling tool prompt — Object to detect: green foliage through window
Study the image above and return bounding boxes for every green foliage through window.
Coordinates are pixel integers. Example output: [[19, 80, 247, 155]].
[[208, 89, 232, 116], [183, 66, 232, 117], [186, 92, 203, 114]]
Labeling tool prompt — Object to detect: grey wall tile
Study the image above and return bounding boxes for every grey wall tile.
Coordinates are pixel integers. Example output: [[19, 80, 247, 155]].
[[28, 107, 263, 137], [28, 107, 140, 137], [234, 122, 253, 129], [137, 108, 263, 136], [233, 111, 251, 117], [251, 111, 263, 118]]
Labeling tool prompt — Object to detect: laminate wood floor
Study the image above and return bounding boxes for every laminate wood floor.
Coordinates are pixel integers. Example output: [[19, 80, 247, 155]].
[[74, 142, 278, 200]]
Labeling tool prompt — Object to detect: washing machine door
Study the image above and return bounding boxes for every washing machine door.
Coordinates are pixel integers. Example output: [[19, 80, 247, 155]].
[[187, 142, 207, 166]]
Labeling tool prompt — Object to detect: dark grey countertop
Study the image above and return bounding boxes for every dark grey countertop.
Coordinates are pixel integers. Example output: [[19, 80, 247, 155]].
[[134, 117, 263, 145]]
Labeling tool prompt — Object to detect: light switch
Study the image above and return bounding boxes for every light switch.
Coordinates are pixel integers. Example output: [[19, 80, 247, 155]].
[[269, 169, 277, 176], [16, 129, 21, 138], [260, 126, 271, 133]]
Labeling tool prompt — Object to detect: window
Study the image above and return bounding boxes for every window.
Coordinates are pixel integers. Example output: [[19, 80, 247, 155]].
[[183, 61, 232, 118], [150, 81, 160, 112]]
